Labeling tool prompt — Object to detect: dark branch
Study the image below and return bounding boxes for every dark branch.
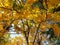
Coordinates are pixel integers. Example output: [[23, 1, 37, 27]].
[[33, 23, 40, 45], [53, 6, 60, 13]]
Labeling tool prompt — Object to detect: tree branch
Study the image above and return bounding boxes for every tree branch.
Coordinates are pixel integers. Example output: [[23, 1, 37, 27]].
[[33, 23, 40, 45]]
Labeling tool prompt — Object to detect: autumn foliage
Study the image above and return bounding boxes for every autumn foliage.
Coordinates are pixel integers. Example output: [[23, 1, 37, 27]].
[[0, 0, 60, 45]]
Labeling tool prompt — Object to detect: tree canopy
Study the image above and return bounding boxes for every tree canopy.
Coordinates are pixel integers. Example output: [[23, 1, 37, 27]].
[[0, 0, 60, 45]]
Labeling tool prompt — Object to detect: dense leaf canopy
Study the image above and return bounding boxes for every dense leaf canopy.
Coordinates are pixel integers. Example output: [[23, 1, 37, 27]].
[[0, 0, 60, 45]]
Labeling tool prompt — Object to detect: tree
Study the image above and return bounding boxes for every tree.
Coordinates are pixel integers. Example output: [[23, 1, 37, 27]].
[[0, 0, 60, 45]]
